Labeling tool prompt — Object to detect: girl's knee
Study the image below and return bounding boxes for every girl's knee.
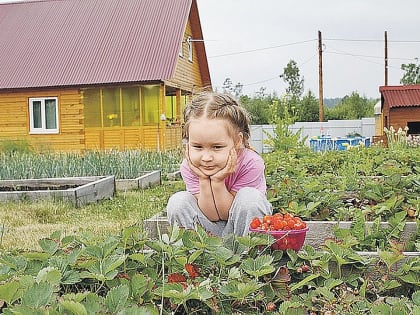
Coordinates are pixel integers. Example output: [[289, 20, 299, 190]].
[[235, 187, 266, 206], [231, 187, 272, 215], [166, 191, 195, 216]]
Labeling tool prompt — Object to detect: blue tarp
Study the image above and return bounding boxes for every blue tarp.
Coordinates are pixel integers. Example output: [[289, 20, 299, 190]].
[[310, 137, 370, 152]]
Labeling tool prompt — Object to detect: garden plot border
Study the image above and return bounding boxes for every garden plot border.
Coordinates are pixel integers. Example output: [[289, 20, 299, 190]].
[[115, 170, 161, 191], [0, 176, 115, 207], [144, 213, 419, 254]]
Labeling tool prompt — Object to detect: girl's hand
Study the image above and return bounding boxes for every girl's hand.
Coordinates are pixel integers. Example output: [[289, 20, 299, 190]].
[[185, 145, 209, 180], [210, 147, 237, 182]]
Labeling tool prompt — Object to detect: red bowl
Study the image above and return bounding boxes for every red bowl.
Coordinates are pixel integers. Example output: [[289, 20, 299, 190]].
[[249, 227, 309, 251]]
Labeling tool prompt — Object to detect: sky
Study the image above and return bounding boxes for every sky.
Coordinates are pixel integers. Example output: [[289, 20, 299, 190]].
[[196, 0, 420, 99], [1, 0, 418, 99]]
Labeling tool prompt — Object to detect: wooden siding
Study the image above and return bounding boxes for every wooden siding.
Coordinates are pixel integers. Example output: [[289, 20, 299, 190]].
[[0, 86, 182, 152], [166, 19, 204, 92], [84, 125, 181, 151], [388, 107, 420, 130], [0, 88, 85, 152], [164, 126, 183, 150]]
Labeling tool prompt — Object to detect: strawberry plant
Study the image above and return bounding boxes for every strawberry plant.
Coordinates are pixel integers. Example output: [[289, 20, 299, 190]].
[[0, 223, 418, 314]]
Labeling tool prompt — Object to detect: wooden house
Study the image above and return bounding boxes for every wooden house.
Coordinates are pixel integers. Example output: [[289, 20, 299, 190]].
[[0, 0, 211, 152], [376, 85, 420, 139]]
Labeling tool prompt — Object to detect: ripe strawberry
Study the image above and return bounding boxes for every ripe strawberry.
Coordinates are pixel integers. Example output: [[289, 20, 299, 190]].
[[250, 217, 261, 229], [266, 301, 276, 312]]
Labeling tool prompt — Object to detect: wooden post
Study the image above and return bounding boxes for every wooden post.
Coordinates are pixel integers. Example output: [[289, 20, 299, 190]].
[[384, 31, 388, 86], [318, 30, 324, 122]]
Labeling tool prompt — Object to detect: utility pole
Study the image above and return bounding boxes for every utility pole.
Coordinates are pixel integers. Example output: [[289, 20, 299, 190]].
[[384, 31, 388, 86], [318, 30, 324, 122]]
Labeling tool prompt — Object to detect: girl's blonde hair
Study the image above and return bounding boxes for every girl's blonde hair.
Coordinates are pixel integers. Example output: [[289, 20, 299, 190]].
[[183, 92, 251, 148]]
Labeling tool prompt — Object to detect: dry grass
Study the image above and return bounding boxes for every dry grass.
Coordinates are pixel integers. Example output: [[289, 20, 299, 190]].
[[0, 180, 184, 251]]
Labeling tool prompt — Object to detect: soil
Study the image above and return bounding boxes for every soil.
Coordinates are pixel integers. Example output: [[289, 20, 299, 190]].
[[0, 184, 80, 192]]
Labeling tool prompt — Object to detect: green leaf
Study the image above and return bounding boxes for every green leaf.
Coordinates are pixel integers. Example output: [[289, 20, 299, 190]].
[[84, 245, 104, 259], [62, 270, 82, 285], [351, 210, 366, 242], [219, 280, 262, 299], [0, 281, 21, 304], [0, 255, 27, 272], [81, 293, 102, 314], [412, 291, 420, 306], [227, 266, 241, 280], [209, 247, 238, 266], [168, 222, 181, 243], [22, 251, 51, 262], [128, 253, 147, 264], [378, 249, 406, 271], [38, 238, 59, 255], [101, 254, 126, 275], [21, 282, 54, 308], [60, 300, 88, 315], [36, 267, 62, 286], [187, 249, 204, 263], [240, 255, 274, 277], [61, 291, 91, 303], [105, 284, 129, 313], [121, 305, 160, 315], [131, 274, 151, 300], [290, 273, 320, 292]]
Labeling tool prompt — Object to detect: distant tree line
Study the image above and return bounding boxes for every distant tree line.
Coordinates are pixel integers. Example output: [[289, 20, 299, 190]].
[[221, 59, 378, 124], [220, 57, 419, 125]]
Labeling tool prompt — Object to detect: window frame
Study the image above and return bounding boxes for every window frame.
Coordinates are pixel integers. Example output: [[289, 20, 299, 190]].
[[186, 36, 193, 62], [29, 97, 59, 134]]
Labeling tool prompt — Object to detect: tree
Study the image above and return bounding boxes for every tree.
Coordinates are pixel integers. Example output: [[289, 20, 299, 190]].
[[222, 78, 243, 97], [298, 91, 319, 122], [280, 60, 304, 99], [278, 60, 306, 122], [325, 92, 376, 120], [240, 94, 272, 125], [400, 59, 420, 85]]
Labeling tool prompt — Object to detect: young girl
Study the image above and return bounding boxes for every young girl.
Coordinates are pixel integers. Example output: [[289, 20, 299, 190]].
[[166, 91, 272, 236]]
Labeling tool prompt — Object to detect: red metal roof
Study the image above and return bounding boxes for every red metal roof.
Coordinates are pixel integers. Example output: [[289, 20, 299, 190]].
[[379, 85, 420, 108], [0, 0, 195, 89]]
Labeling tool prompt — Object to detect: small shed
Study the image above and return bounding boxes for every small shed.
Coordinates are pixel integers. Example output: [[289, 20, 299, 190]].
[[377, 85, 420, 137], [0, 0, 211, 152]]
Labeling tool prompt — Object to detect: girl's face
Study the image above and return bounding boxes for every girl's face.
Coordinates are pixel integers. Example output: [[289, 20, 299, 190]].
[[187, 117, 240, 177]]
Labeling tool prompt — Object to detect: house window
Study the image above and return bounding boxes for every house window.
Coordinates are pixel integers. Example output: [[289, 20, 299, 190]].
[[187, 36, 193, 62], [407, 121, 420, 134], [103, 88, 120, 127], [84, 89, 101, 127], [141, 85, 160, 125], [122, 86, 140, 126], [29, 97, 59, 134]]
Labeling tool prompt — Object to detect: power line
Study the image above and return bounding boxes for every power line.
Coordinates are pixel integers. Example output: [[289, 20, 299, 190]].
[[208, 39, 316, 58], [325, 49, 415, 62], [207, 37, 420, 60], [325, 38, 420, 43]]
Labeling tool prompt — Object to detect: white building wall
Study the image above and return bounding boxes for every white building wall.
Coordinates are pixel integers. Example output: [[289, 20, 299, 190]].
[[250, 118, 375, 153]]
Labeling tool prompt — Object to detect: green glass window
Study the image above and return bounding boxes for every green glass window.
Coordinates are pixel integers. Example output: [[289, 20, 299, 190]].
[[141, 85, 160, 125], [84, 89, 101, 127], [165, 95, 176, 123], [103, 88, 119, 127], [122, 87, 140, 126]]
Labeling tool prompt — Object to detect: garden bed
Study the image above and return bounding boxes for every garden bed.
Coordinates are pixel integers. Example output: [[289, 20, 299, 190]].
[[115, 170, 161, 191], [144, 212, 419, 251], [0, 175, 115, 207]]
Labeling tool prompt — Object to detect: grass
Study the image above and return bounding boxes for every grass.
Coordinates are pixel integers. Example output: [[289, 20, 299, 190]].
[[0, 180, 185, 251]]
